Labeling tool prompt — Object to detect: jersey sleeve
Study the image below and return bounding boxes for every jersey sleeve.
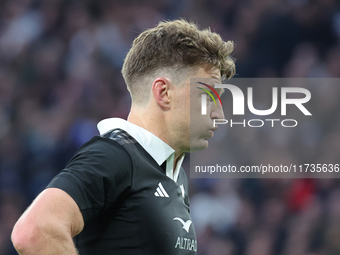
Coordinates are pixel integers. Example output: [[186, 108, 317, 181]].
[[47, 136, 132, 224]]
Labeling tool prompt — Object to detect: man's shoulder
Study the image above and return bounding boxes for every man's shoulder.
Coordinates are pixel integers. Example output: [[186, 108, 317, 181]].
[[78, 129, 136, 154], [101, 128, 138, 146], [67, 129, 136, 171]]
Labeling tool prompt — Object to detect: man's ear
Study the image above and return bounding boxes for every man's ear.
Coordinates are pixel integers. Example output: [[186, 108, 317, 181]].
[[152, 77, 171, 109]]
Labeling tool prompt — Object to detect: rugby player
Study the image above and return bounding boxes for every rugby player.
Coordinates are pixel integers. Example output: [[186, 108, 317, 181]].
[[11, 19, 235, 254]]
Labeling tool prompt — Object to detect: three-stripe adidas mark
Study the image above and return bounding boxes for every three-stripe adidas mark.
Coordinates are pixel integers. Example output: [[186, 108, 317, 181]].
[[154, 182, 169, 197]]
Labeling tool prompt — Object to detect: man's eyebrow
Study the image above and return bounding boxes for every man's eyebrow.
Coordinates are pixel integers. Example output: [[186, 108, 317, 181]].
[[197, 81, 224, 96]]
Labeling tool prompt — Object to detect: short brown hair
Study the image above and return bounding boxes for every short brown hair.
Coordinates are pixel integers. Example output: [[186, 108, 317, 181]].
[[122, 19, 235, 105]]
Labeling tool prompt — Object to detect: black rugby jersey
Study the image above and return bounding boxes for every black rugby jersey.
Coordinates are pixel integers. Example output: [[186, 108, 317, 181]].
[[47, 129, 197, 254]]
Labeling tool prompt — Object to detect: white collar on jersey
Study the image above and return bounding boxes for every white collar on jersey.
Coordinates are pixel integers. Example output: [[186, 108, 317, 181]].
[[97, 118, 184, 183]]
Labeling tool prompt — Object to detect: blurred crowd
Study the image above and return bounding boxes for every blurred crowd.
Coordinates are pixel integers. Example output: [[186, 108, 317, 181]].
[[0, 0, 340, 254]]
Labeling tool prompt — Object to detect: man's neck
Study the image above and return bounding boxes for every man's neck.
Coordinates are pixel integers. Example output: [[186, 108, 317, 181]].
[[174, 152, 184, 170], [128, 107, 170, 148], [128, 107, 184, 170]]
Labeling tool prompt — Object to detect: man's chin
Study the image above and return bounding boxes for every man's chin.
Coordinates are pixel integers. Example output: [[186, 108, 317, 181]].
[[189, 140, 209, 153]]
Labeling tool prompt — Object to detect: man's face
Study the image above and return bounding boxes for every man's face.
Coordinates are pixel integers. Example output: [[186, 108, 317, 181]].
[[170, 67, 225, 154]]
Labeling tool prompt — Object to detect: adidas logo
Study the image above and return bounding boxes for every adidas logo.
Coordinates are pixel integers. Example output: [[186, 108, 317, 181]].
[[154, 182, 169, 197]]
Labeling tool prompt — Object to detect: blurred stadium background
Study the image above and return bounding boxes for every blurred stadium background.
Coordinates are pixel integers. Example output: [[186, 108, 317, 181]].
[[1, 0, 340, 254]]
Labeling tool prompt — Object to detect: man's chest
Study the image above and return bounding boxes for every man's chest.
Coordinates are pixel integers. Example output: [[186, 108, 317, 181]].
[[119, 166, 197, 254]]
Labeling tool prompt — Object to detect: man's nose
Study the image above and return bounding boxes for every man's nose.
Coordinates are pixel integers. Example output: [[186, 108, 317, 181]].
[[211, 103, 225, 120]]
